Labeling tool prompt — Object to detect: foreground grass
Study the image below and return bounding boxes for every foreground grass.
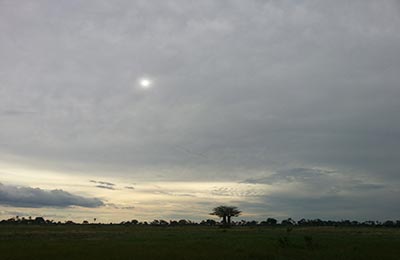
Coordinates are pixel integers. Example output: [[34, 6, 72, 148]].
[[1, 225, 400, 259]]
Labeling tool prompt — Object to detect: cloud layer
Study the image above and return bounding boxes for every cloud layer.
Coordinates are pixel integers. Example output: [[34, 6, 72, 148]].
[[0, 183, 104, 208], [238, 167, 399, 220], [0, 0, 399, 180]]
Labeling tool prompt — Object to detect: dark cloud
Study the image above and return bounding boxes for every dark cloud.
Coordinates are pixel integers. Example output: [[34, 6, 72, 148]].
[[255, 190, 400, 220], [238, 167, 392, 219], [95, 185, 115, 190], [90, 180, 116, 190], [98, 181, 115, 186], [90, 180, 115, 187], [241, 167, 387, 194], [105, 203, 134, 210], [125, 186, 135, 190], [120, 206, 135, 210], [351, 183, 385, 191], [0, 183, 104, 208], [90, 180, 115, 186]]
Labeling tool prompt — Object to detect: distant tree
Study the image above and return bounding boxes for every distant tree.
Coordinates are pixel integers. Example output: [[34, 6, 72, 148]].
[[34, 217, 45, 225], [178, 219, 188, 225], [151, 219, 160, 225], [245, 220, 258, 226], [169, 220, 178, 226], [210, 206, 241, 225], [362, 220, 376, 226], [266, 218, 278, 225], [281, 218, 296, 226], [159, 220, 168, 226], [384, 220, 395, 227], [200, 219, 217, 226]]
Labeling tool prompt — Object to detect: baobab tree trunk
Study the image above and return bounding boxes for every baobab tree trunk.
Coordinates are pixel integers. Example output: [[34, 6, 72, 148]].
[[222, 216, 227, 224], [227, 216, 231, 224]]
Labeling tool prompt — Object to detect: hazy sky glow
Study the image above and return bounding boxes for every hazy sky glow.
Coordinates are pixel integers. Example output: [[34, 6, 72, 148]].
[[1, 0, 400, 222]]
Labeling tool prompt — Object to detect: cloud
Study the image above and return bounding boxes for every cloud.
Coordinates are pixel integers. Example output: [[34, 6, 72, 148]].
[[0, 183, 104, 208], [105, 203, 135, 210], [238, 167, 393, 219], [210, 185, 265, 197], [1, 110, 37, 116], [120, 206, 135, 210], [150, 190, 197, 198], [242, 168, 335, 184], [95, 185, 115, 190], [351, 183, 385, 191], [241, 167, 387, 193], [90, 180, 115, 186], [254, 189, 400, 220], [90, 180, 116, 190]]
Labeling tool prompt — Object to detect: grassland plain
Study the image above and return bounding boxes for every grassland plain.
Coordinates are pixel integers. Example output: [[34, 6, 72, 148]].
[[1, 225, 400, 259]]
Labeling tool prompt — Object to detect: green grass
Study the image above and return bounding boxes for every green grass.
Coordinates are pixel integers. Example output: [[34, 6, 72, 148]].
[[1, 225, 400, 259]]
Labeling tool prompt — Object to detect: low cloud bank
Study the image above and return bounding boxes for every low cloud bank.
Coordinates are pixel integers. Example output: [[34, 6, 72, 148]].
[[0, 183, 104, 208]]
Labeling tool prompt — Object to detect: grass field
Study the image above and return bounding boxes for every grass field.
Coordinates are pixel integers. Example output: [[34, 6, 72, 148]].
[[1, 225, 400, 259]]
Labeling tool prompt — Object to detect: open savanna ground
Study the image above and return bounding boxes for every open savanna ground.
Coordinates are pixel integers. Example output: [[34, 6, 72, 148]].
[[1, 225, 400, 259]]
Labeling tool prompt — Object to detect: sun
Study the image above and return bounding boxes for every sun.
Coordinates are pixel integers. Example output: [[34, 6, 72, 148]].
[[139, 78, 152, 89]]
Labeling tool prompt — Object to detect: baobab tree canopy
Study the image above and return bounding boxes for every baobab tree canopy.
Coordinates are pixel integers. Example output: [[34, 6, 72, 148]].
[[211, 206, 241, 224]]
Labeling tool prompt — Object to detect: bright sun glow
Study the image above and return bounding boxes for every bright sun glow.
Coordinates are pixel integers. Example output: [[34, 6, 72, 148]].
[[139, 78, 152, 88]]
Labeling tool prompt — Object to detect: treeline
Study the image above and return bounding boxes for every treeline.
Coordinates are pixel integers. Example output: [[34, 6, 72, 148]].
[[1, 216, 400, 227]]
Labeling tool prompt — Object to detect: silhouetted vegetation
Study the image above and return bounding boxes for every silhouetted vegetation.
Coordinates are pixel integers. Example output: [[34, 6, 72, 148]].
[[2, 216, 400, 228], [0, 207, 399, 259]]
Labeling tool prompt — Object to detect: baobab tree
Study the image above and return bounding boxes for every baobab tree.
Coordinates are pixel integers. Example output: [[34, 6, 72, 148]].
[[210, 206, 241, 225]]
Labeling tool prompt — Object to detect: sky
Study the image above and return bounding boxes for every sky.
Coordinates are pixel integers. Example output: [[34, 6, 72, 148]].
[[1, 0, 400, 223]]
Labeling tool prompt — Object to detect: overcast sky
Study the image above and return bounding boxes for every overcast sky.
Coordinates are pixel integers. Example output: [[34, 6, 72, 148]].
[[1, 0, 400, 222]]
